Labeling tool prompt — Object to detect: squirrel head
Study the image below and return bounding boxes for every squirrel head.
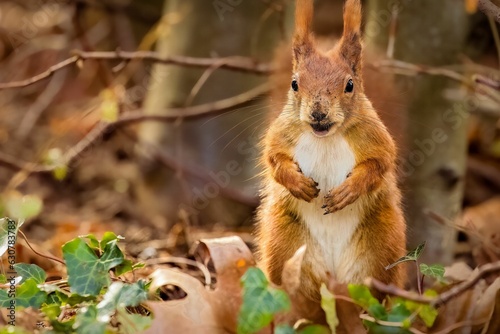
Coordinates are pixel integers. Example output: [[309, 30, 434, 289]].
[[291, 0, 363, 137]]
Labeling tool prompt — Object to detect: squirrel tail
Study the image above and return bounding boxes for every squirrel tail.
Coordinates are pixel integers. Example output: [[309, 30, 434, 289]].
[[294, 0, 313, 42]]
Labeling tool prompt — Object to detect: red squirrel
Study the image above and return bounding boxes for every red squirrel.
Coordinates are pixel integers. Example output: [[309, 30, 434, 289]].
[[256, 0, 407, 302]]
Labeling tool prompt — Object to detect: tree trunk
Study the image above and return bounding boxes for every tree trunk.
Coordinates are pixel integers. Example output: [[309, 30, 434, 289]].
[[365, 0, 470, 265], [137, 0, 291, 229]]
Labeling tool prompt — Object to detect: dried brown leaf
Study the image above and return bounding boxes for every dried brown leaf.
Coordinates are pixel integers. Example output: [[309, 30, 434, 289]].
[[281, 245, 306, 295], [141, 236, 255, 334], [432, 279, 486, 334], [445, 262, 473, 282]]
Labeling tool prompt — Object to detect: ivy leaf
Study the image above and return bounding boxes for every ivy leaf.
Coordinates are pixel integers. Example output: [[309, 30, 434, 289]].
[[402, 290, 439, 328], [299, 325, 330, 334], [74, 305, 106, 334], [385, 242, 426, 270], [41, 304, 61, 321], [62, 237, 124, 295], [275, 325, 295, 334], [114, 260, 145, 276], [116, 311, 152, 334], [387, 303, 411, 323], [419, 264, 445, 281], [320, 283, 338, 332], [81, 234, 100, 251], [347, 284, 380, 309], [237, 267, 291, 334], [13, 263, 46, 284], [0, 278, 47, 309], [0, 218, 21, 257], [97, 281, 148, 321], [0, 275, 6, 284], [100, 232, 124, 249]]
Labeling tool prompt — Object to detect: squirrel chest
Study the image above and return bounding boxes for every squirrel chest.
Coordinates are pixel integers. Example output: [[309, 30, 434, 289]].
[[293, 132, 363, 280]]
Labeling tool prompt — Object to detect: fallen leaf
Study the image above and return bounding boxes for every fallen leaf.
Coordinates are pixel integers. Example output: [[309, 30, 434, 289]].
[[281, 245, 306, 295], [141, 236, 255, 334]]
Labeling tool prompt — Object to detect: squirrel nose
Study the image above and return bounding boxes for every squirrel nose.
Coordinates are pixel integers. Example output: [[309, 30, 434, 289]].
[[311, 111, 327, 122]]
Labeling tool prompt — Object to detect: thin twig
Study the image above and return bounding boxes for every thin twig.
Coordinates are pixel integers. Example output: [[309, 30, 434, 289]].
[[0, 51, 272, 90], [370, 59, 500, 105], [425, 208, 500, 254], [0, 56, 78, 89], [71, 50, 273, 74], [434, 260, 500, 307], [18, 230, 66, 266], [368, 260, 500, 307], [365, 278, 434, 304], [478, 0, 500, 24], [0, 84, 269, 175]]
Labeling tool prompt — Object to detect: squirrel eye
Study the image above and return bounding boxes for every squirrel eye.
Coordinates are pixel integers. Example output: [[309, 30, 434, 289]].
[[345, 79, 354, 93], [291, 79, 299, 92]]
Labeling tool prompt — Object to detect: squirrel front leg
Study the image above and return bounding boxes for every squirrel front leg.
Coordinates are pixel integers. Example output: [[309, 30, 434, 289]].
[[267, 151, 320, 203], [323, 158, 388, 214]]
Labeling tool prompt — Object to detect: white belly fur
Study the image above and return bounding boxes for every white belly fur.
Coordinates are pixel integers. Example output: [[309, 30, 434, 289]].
[[294, 132, 362, 281]]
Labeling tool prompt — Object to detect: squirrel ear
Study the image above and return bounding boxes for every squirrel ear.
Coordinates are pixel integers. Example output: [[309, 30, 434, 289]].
[[292, 0, 314, 67], [338, 0, 363, 74]]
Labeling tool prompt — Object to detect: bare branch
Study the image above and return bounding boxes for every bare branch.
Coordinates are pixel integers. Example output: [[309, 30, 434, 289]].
[[0, 84, 269, 178], [367, 260, 500, 307], [434, 260, 500, 306], [369, 59, 500, 105], [72, 50, 273, 74], [478, 0, 500, 24], [0, 56, 79, 90]]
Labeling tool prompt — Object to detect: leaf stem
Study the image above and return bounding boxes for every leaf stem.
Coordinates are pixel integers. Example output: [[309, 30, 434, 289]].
[[415, 260, 422, 295]]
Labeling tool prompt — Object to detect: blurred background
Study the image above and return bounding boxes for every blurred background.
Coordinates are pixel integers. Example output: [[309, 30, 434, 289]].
[[0, 0, 499, 274]]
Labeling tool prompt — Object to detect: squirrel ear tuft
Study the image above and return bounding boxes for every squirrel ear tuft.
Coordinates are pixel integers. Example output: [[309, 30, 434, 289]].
[[339, 0, 363, 74], [293, 0, 314, 67]]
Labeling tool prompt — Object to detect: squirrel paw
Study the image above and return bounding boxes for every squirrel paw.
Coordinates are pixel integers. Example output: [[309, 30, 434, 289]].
[[322, 181, 358, 214], [287, 167, 320, 202]]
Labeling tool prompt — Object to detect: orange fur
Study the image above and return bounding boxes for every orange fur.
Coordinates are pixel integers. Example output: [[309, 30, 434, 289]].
[[256, 0, 407, 319]]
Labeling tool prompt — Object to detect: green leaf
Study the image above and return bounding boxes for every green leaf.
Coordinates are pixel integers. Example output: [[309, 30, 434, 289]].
[[0, 326, 30, 334], [237, 267, 291, 334], [275, 325, 295, 334], [385, 242, 426, 270], [100, 232, 123, 249], [97, 281, 148, 321], [402, 291, 438, 328], [74, 305, 106, 334], [0, 274, 7, 284], [0, 278, 47, 309], [13, 263, 46, 284], [81, 234, 100, 250], [116, 310, 152, 334], [0, 217, 20, 257], [320, 283, 338, 332], [419, 264, 445, 281], [368, 303, 388, 320], [387, 303, 411, 323], [347, 284, 380, 309], [41, 304, 61, 321], [5, 194, 43, 220], [299, 325, 330, 334], [114, 260, 145, 276], [62, 237, 124, 295]]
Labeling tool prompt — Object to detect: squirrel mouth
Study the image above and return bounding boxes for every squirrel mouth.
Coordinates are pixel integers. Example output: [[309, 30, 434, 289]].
[[311, 122, 333, 136]]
